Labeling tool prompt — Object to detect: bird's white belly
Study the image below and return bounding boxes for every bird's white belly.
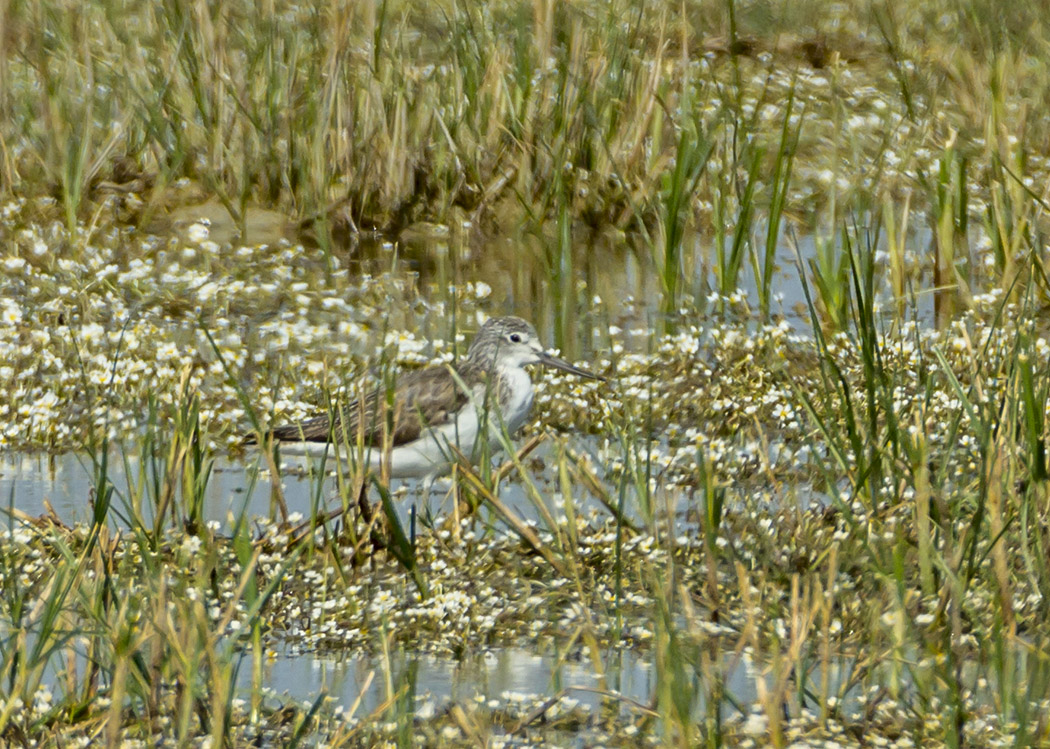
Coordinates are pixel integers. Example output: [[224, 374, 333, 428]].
[[276, 368, 535, 479], [377, 402, 484, 477], [275, 389, 529, 478], [274, 424, 477, 479]]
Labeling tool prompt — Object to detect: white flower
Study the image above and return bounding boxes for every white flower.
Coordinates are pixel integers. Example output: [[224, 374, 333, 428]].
[[186, 221, 210, 244], [80, 323, 105, 343], [156, 342, 180, 360], [1, 299, 22, 325], [197, 282, 220, 303], [181, 535, 202, 556]]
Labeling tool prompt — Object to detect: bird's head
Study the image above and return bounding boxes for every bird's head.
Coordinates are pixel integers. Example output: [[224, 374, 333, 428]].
[[467, 316, 605, 380]]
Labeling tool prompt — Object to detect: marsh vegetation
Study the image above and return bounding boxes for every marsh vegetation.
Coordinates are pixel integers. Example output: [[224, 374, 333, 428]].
[[3, 0, 1050, 745]]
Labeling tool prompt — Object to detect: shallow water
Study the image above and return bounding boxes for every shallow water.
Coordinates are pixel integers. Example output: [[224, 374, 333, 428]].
[[0, 437, 830, 541], [0, 444, 1030, 739], [0, 218, 961, 739], [243, 646, 660, 720], [381, 222, 937, 342], [0, 448, 792, 723], [0, 448, 588, 530]]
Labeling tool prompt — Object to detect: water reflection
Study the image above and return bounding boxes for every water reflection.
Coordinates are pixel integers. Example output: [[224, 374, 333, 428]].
[[245, 647, 658, 717], [356, 223, 937, 361], [0, 450, 554, 528], [1, 441, 824, 532]]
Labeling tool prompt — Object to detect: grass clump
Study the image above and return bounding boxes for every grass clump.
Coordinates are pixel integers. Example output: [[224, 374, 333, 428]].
[[4, 0, 1050, 745]]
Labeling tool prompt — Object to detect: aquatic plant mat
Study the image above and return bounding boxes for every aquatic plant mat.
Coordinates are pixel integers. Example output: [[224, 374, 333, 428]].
[[5, 0, 1050, 745], [5, 301, 1050, 746], [4, 459, 1047, 749]]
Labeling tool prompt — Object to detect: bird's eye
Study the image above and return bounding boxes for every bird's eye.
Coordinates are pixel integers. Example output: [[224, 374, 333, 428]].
[[509, 333, 522, 343]]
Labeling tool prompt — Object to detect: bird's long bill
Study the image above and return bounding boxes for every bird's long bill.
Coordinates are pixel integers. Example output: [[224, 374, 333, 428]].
[[536, 351, 606, 381]]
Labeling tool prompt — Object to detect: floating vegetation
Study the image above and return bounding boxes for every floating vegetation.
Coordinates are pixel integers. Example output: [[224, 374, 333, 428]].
[[4, 204, 1050, 743], [4, 0, 1050, 745], [3, 490, 1045, 746]]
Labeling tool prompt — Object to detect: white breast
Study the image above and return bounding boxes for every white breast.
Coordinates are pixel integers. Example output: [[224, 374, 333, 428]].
[[496, 365, 535, 435]]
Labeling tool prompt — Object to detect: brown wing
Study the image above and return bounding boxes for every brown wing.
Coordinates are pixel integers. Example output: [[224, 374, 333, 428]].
[[269, 364, 469, 447]]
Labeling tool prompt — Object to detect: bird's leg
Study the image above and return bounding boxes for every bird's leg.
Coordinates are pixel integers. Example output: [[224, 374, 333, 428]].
[[360, 476, 395, 558], [356, 478, 374, 525], [414, 473, 437, 547], [420, 472, 437, 499], [347, 480, 388, 566]]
